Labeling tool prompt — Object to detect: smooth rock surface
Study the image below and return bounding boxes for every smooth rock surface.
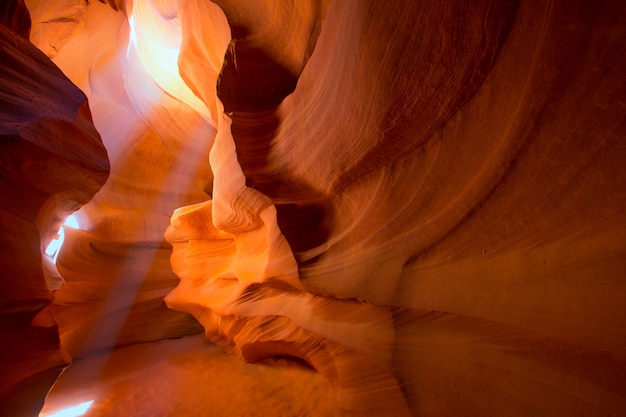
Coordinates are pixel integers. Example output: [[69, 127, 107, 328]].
[[27, 0, 215, 358], [0, 12, 108, 415], [0, 0, 624, 415]]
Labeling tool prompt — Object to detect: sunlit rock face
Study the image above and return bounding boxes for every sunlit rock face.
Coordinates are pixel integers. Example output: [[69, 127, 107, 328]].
[[26, 0, 220, 358], [164, 111, 410, 415], [1, 0, 625, 415], [0, 1, 109, 413], [169, 0, 626, 415]]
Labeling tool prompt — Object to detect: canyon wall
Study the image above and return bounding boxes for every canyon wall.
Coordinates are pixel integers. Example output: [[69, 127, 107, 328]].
[[0, 1, 109, 414], [1, 0, 625, 415]]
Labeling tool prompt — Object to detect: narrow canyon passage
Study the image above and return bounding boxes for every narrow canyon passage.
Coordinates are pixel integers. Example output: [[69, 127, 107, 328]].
[[1, 0, 625, 416]]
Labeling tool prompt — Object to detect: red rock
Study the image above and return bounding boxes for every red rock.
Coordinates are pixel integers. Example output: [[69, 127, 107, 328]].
[[1, 0, 625, 415], [0, 18, 108, 415]]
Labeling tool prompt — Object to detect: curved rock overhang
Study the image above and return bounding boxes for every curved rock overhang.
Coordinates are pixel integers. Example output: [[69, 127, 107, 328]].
[[1, 0, 625, 415]]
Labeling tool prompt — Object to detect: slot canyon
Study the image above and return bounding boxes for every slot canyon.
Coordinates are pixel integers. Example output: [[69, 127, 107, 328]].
[[1, 0, 625, 415]]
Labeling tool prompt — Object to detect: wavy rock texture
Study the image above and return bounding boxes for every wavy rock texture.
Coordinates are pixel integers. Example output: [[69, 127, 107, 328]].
[[164, 111, 409, 415], [26, 0, 217, 358], [0, 0, 625, 415], [0, 2, 109, 414], [171, 0, 626, 415]]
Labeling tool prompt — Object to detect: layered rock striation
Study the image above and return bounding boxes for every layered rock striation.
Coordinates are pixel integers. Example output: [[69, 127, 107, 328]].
[[0, 1, 109, 413], [0, 0, 625, 415], [170, 0, 626, 415]]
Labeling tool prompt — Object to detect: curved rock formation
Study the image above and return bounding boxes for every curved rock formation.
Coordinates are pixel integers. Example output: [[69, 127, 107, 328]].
[[0, 3, 109, 413], [264, 1, 626, 362], [27, 0, 216, 358], [170, 0, 626, 415], [164, 110, 410, 415], [0, 0, 625, 415]]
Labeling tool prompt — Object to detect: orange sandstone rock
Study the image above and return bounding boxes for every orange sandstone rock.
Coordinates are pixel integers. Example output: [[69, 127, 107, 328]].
[[1, 0, 625, 415]]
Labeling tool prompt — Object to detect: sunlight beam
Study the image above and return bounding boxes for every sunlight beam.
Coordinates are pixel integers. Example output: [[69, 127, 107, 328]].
[[42, 400, 94, 417]]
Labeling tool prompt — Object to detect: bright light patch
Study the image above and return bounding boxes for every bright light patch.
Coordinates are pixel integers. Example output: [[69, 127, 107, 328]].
[[43, 400, 94, 417], [64, 214, 79, 229], [126, 0, 212, 122], [45, 214, 79, 263], [44, 227, 64, 262]]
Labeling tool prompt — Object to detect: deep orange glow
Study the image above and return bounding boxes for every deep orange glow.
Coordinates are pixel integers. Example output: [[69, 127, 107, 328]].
[[128, 0, 212, 122]]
